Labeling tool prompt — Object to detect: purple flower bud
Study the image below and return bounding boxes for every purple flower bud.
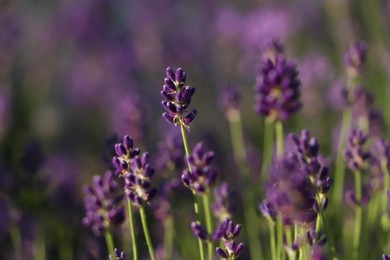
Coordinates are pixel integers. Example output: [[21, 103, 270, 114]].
[[191, 221, 208, 240], [216, 248, 229, 258]]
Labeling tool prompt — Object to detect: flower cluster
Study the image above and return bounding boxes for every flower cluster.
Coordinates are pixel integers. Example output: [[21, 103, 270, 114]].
[[109, 248, 125, 260], [218, 84, 241, 115], [161, 67, 197, 128], [343, 41, 367, 77], [82, 172, 125, 235], [124, 152, 157, 207], [345, 128, 370, 171], [254, 53, 302, 122], [212, 182, 235, 222], [181, 143, 218, 194], [112, 135, 140, 177], [214, 219, 245, 259], [265, 156, 317, 225]]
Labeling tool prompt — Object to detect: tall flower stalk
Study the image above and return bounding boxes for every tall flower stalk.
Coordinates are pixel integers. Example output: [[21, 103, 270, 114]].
[[112, 135, 141, 260], [218, 84, 263, 260], [161, 67, 208, 259]]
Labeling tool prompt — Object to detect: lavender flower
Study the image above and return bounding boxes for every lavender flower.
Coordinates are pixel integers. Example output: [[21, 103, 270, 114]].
[[191, 221, 208, 240], [344, 41, 367, 76], [215, 219, 245, 259], [82, 171, 125, 236], [124, 152, 157, 207], [218, 84, 241, 115], [109, 248, 125, 260], [383, 254, 390, 260], [254, 54, 302, 122], [161, 67, 197, 128], [181, 143, 218, 194], [259, 199, 277, 223], [345, 128, 370, 171], [212, 182, 235, 222], [266, 157, 317, 225], [112, 135, 140, 177]]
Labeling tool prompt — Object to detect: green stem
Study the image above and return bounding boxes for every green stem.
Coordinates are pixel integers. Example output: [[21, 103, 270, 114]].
[[275, 121, 284, 158], [228, 109, 263, 260], [382, 161, 390, 212], [332, 108, 351, 207], [202, 194, 213, 260], [180, 123, 204, 260], [104, 231, 114, 257], [353, 170, 362, 258], [140, 207, 156, 260], [9, 224, 22, 260], [261, 120, 274, 182], [269, 222, 277, 260], [276, 215, 285, 260], [164, 216, 173, 260], [127, 198, 138, 260]]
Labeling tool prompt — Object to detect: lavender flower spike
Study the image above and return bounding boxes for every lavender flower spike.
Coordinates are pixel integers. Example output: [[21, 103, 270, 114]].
[[112, 135, 140, 177], [109, 248, 125, 260], [181, 142, 218, 194], [345, 128, 370, 171], [124, 152, 157, 207], [254, 54, 302, 122], [191, 221, 208, 240], [344, 41, 367, 77], [82, 171, 125, 236], [161, 67, 197, 129], [215, 218, 245, 259]]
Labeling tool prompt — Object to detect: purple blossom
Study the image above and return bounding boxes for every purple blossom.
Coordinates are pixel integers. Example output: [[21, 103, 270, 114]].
[[181, 143, 218, 194], [344, 41, 367, 76], [218, 85, 241, 114], [215, 219, 245, 259], [191, 221, 208, 240], [212, 182, 235, 222], [109, 248, 125, 260], [254, 54, 302, 122], [345, 128, 370, 171], [266, 157, 317, 225], [112, 135, 141, 177], [161, 67, 197, 128], [124, 152, 157, 207], [82, 172, 125, 236], [259, 199, 278, 223]]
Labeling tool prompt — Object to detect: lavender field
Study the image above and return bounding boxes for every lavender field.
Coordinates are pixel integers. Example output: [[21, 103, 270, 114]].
[[1, 0, 390, 259]]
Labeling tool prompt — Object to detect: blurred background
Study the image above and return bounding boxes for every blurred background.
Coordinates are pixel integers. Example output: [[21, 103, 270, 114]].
[[0, 0, 390, 259]]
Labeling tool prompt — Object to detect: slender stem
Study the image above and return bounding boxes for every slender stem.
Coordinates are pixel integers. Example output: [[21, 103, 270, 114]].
[[353, 170, 362, 258], [275, 121, 284, 158], [140, 207, 156, 260], [202, 194, 213, 260], [285, 227, 294, 260], [276, 215, 285, 260], [180, 123, 204, 260], [127, 198, 138, 260], [332, 108, 351, 206], [261, 120, 274, 182], [104, 231, 114, 257], [269, 222, 277, 260], [382, 161, 390, 212], [164, 216, 173, 260], [228, 109, 264, 260], [9, 224, 22, 260]]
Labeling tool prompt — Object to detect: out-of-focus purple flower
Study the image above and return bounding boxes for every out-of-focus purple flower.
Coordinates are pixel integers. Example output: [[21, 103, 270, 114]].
[[161, 67, 197, 129], [21, 140, 45, 174], [254, 54, 302, 122], [212, 182, 235, 222], [266, 157, 317, 225], [82, 171, 125, 236], [259, 199, 278, 223], [215, 218, 245, 259], [218, 85, 241, 115], [109, 93, 145, 142], [181, 143, 218, 194], [345, 190, 370, 208], [345, 128, 370, 171], [342, 86, 374, 118], [260, 39, 284, 64], [344, 41, 367, 77], [109, 248, 125, 260], [112, 135, 141, 177], [311, 245, 328, 260], [155, 130, 184, 173], [124, 152, 157, 207], [191, 221, 208, 240], [383, 254, 390, 260]]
